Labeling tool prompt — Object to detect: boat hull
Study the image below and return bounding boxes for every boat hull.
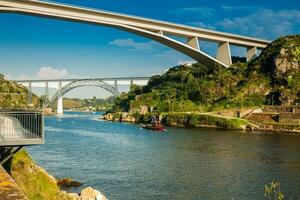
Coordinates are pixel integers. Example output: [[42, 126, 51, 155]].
[[141, 124, 165, 131]]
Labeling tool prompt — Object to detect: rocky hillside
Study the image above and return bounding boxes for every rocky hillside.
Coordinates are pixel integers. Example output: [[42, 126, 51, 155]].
[[5, 149, 107, 200], [110, 35, 300, 113], [0, 74, 40, 109], [250, 35, 300, 106]]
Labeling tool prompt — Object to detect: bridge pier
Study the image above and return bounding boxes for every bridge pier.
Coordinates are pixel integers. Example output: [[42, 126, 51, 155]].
[[57, 81, 63, 114], [155, 30, 164, 35], [247, 47, 257, 62], [27, 82, 32, 105], [130, 79, 134, 88], [114, 80, 118, 90], [57, 97, 63, 114], [216, 42, 232, 66], [186, 36, 200, 50], [43, 81, 49, 106]]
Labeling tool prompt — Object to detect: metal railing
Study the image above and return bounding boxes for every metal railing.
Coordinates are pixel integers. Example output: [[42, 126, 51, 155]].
[[0, 110, 44, 146]]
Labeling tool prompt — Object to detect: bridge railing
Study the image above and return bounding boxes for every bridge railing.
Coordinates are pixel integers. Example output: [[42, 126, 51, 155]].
[[0, 110, 44, 146]]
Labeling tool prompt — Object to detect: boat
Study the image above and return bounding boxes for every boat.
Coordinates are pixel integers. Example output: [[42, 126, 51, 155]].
[[141, 123, 166, 131]]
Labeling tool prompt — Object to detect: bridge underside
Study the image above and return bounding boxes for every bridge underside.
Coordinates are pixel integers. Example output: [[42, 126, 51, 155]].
[[0, 0, 270, 68]]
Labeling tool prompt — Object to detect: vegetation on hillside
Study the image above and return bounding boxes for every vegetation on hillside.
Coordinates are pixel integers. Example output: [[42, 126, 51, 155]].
[[6, 149, 72, 200], [0, 74, 41, 109], [110, 35, 300, 114], [63, 96, 114, 111]]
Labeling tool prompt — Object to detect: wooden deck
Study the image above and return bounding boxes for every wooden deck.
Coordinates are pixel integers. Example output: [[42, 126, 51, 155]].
[[0, 165, 28, 200]]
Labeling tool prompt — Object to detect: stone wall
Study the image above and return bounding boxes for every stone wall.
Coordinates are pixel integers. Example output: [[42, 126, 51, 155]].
[[279, 113, 300, 124]]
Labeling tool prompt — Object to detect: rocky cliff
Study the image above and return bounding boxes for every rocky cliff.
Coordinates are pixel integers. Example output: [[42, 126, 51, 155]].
[[250, 35, 300, 106]]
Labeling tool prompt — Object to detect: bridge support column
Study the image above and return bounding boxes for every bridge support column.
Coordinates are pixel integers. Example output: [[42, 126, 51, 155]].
[[114, 80, 118, 90], [44, 81, 49, 106], [186, 36, 200, 50], [57, 81, 63, 114], [216, 42, 232, 66], [27, 82, 32, 105], [154, 30, 164, 35], [247, 47, 257, 62], [57, 97, 63, 114], [130, 79, 134, 88]]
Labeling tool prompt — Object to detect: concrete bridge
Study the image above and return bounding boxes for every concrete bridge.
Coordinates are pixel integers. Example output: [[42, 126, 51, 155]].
[[0, 0, 270, 68], [14, 77, 150, 114]]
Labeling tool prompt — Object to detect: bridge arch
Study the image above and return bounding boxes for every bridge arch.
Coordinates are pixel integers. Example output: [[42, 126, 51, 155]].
[[47, 79, 120, 107]]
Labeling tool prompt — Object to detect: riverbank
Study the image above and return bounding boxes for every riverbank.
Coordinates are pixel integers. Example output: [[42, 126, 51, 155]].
[[3, 149, 107, 200], [102, 107, 300, 134], [102, 111, 257, 130]]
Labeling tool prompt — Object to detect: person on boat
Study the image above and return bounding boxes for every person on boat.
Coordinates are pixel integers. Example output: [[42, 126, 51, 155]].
[[156, 121, 163, 128]]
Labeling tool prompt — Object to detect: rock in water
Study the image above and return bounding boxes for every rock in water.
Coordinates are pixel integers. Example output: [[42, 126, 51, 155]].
[[80, 187, 107, 200], [57, 178, 82, 187]]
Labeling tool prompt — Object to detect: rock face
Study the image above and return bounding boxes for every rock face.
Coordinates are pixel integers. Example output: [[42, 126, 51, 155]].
[[103, 112, 137, 123], [80, 187, 107, 200], [257, 35, 300, 83], [251, 35, 300, 106], [274, 48, 299, 82]]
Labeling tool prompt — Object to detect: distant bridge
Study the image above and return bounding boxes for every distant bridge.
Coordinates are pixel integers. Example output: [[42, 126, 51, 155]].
[[0, 0, 270, 68], [14, 77, 150, 114]]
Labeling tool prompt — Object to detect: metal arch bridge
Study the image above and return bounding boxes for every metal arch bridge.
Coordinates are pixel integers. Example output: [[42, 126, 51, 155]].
[[0, 0, 270, 68], [47, 79, 120, 108], [14, 76, 149, 114]]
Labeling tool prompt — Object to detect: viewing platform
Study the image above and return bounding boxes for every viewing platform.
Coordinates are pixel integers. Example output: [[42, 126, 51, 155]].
[[0, 110, 44, 147]]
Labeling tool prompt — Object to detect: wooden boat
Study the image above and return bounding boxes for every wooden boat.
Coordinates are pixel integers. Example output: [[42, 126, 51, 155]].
[[141, 123, 166, 131]]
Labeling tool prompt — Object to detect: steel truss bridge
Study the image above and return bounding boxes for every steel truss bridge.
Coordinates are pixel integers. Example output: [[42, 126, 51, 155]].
[[13, 77, 150, 114]]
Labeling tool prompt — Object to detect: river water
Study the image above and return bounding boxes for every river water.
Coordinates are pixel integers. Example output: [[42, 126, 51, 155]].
[[28, 111, 300, 200]]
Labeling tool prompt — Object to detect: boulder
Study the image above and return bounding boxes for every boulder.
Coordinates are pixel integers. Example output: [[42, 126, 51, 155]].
[[80, 187, 107, 200], [68, 193, 80, 200], [103, 113, 113, 121], [273, 48, 299, 82]]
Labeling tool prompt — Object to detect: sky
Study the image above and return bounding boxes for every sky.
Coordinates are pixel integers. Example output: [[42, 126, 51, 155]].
[[0, 0, 299, 98]]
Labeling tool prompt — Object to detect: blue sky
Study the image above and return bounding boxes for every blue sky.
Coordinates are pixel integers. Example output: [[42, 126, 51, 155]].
[[0, 0, 299, 97]]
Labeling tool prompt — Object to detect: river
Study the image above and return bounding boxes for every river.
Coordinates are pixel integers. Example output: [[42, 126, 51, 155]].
[[28, 111, 300, 200]]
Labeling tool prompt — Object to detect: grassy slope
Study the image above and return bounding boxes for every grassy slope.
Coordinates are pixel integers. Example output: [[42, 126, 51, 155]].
[[0, 75, 40, 109], [161, 112, 254, 129], [9, 149, 72, 200]]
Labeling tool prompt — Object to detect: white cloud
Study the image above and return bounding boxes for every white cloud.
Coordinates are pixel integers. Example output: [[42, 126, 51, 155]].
[[4, 73, 30, 80], [171, 6, 215, 18], [36, 67, 68, 79], [221, 5, 256, 11], [4, 73, 13, 80], [156, 49, 193, 64], [18, 74, 30, 80], [109, 39, 156, 51], [187, 21, 215, 30], [216, 9, 300, 39], [177, 60, 196, 66]]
